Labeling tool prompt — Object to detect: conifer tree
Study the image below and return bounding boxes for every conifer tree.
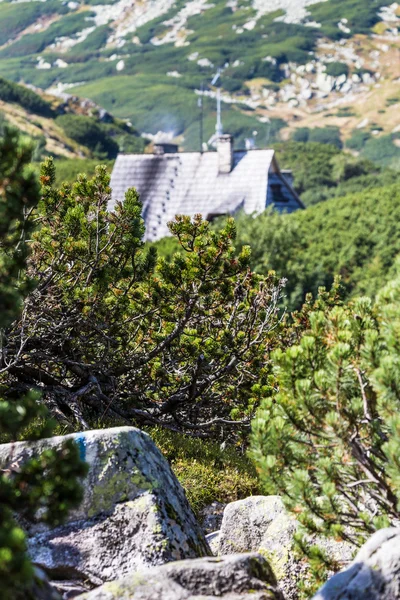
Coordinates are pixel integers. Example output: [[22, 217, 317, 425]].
[[251, 280, 400, 594], [2, 160, 284, 439], [0, 128, 87, 598]]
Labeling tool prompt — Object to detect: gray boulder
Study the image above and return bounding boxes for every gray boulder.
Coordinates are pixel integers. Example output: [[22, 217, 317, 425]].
[[77, 553, 284, 600], [217, 496, 353, 599], [313, 528, 400, 600], [0, 427, 210, 586]]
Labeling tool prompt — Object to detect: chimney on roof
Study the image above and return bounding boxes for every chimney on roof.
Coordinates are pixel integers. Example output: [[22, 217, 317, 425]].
[[217, 134, 233, 174], [153, 142, 179, 155]]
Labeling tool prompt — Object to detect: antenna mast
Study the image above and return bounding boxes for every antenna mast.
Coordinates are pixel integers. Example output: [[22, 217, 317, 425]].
[[211, 69, 223, 137], [198, 82, 204, 153]]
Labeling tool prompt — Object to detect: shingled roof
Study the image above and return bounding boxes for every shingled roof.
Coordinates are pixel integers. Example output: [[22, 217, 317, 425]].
[[110, 135, 303, 241]]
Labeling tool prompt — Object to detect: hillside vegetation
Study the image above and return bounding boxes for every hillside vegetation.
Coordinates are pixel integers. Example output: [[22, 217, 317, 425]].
[[1, 0, 399, 152], [0, 75, 146, 168], [235, 181, 400, 308]]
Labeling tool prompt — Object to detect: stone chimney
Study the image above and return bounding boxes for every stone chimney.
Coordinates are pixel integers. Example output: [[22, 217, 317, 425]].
[[153, 142, 179, 155], [217, 135, 234, 174]]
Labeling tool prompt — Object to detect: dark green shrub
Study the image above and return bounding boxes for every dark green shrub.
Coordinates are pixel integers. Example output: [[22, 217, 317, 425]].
[[1, 11, 94, 58], [345, 129, 371, 151], [292, 128, 310, 143], [325, 61, 349, 77], [0, 1, 68, 46], [309, 0, 388, 40], [0, 127, 87, 598], [251, 277, 400, 594], [308, 127, 342, 149], [56, 114, 119, 158], [0, 78, 53, 117], [361, 134, 400, 167]]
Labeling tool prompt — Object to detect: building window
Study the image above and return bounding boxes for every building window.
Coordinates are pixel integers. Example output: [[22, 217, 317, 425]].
[[206, 212, 226, 223], [271, 184, 288, 203]]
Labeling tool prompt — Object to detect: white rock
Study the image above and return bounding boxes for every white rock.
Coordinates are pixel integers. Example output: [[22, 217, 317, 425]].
[[357, 118, 369, 129], [37, 57, 51, 70], [218, 496, 353, 600], [362, 72, 374, 84], [54, 58, 68, 68], [316, 72, 334, 92], [243, 19, 256, 31], [197, 58, 213, 67], [116, 59, 125, 71]]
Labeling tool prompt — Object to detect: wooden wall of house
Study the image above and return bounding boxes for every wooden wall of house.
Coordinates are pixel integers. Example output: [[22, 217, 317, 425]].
[[266, 172, 302, 213]]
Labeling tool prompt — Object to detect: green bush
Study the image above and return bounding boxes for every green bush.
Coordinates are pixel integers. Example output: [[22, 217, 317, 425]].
[[0, 127, 87, 598], [291, 128, 342, 149], [309, 0, 388, 40], [235, 182, 400, 309], [0, 1, 68, 46], [1, 11, 94, 58], [361, 134, 400, 168], [345, 129, 371, 151], [309, 127, 342, 149], [251, 276, 400, 594], [275, 141, 341, 195], [149, 428, 260, 514], [0, 78, 53, 117], [53, 158, 114, 185], [292, 128, 311, 143], [56, 114, 119, 158], [325, 62, 349, 77], [3, 163, 282, 440]]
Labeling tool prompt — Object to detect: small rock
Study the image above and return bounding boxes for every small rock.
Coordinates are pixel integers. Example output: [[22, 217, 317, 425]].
[[199, 501, 226, 534], [205, 531, 220, 555], [78, 553, 284, 600]]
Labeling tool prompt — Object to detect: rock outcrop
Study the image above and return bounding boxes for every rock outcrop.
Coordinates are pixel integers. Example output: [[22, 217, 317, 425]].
[[78, 553, 284, 600], [217, 496, 353, 599], [0, 427, 210, 587], [312, 528, 400, 600]]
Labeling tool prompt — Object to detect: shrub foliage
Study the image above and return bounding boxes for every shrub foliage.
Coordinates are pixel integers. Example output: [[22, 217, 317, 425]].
[[3, 160, 284, 438], [251, 280, 400, 591], [0, 128, 86, 598]]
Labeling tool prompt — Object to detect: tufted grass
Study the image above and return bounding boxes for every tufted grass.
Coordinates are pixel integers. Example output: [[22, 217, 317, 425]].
[[148, 427, 260, 515]]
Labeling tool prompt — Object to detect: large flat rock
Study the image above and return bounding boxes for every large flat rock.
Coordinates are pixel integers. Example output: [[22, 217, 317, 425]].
[[77, 553, 284, 600], [0, 427, 210, 586]]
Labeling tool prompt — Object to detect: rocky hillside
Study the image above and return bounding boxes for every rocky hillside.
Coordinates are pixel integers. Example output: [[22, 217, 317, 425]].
[[0, 0, 399, 155], [0, 76, 146, 160]]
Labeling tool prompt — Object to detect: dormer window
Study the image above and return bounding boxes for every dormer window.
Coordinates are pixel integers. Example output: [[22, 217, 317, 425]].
[[271, 184, 288, 203]]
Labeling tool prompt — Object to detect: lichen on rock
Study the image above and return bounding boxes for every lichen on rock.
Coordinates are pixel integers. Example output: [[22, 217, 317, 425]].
[[0, 427, 210, 586]]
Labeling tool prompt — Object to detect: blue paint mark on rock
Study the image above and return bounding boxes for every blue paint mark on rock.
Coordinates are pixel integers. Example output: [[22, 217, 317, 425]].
[[75, 434, 87, 461]]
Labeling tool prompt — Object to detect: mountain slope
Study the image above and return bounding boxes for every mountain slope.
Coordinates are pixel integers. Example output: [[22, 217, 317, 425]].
[[0, 0, 399, 152], [0, 76, 146, 160]]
